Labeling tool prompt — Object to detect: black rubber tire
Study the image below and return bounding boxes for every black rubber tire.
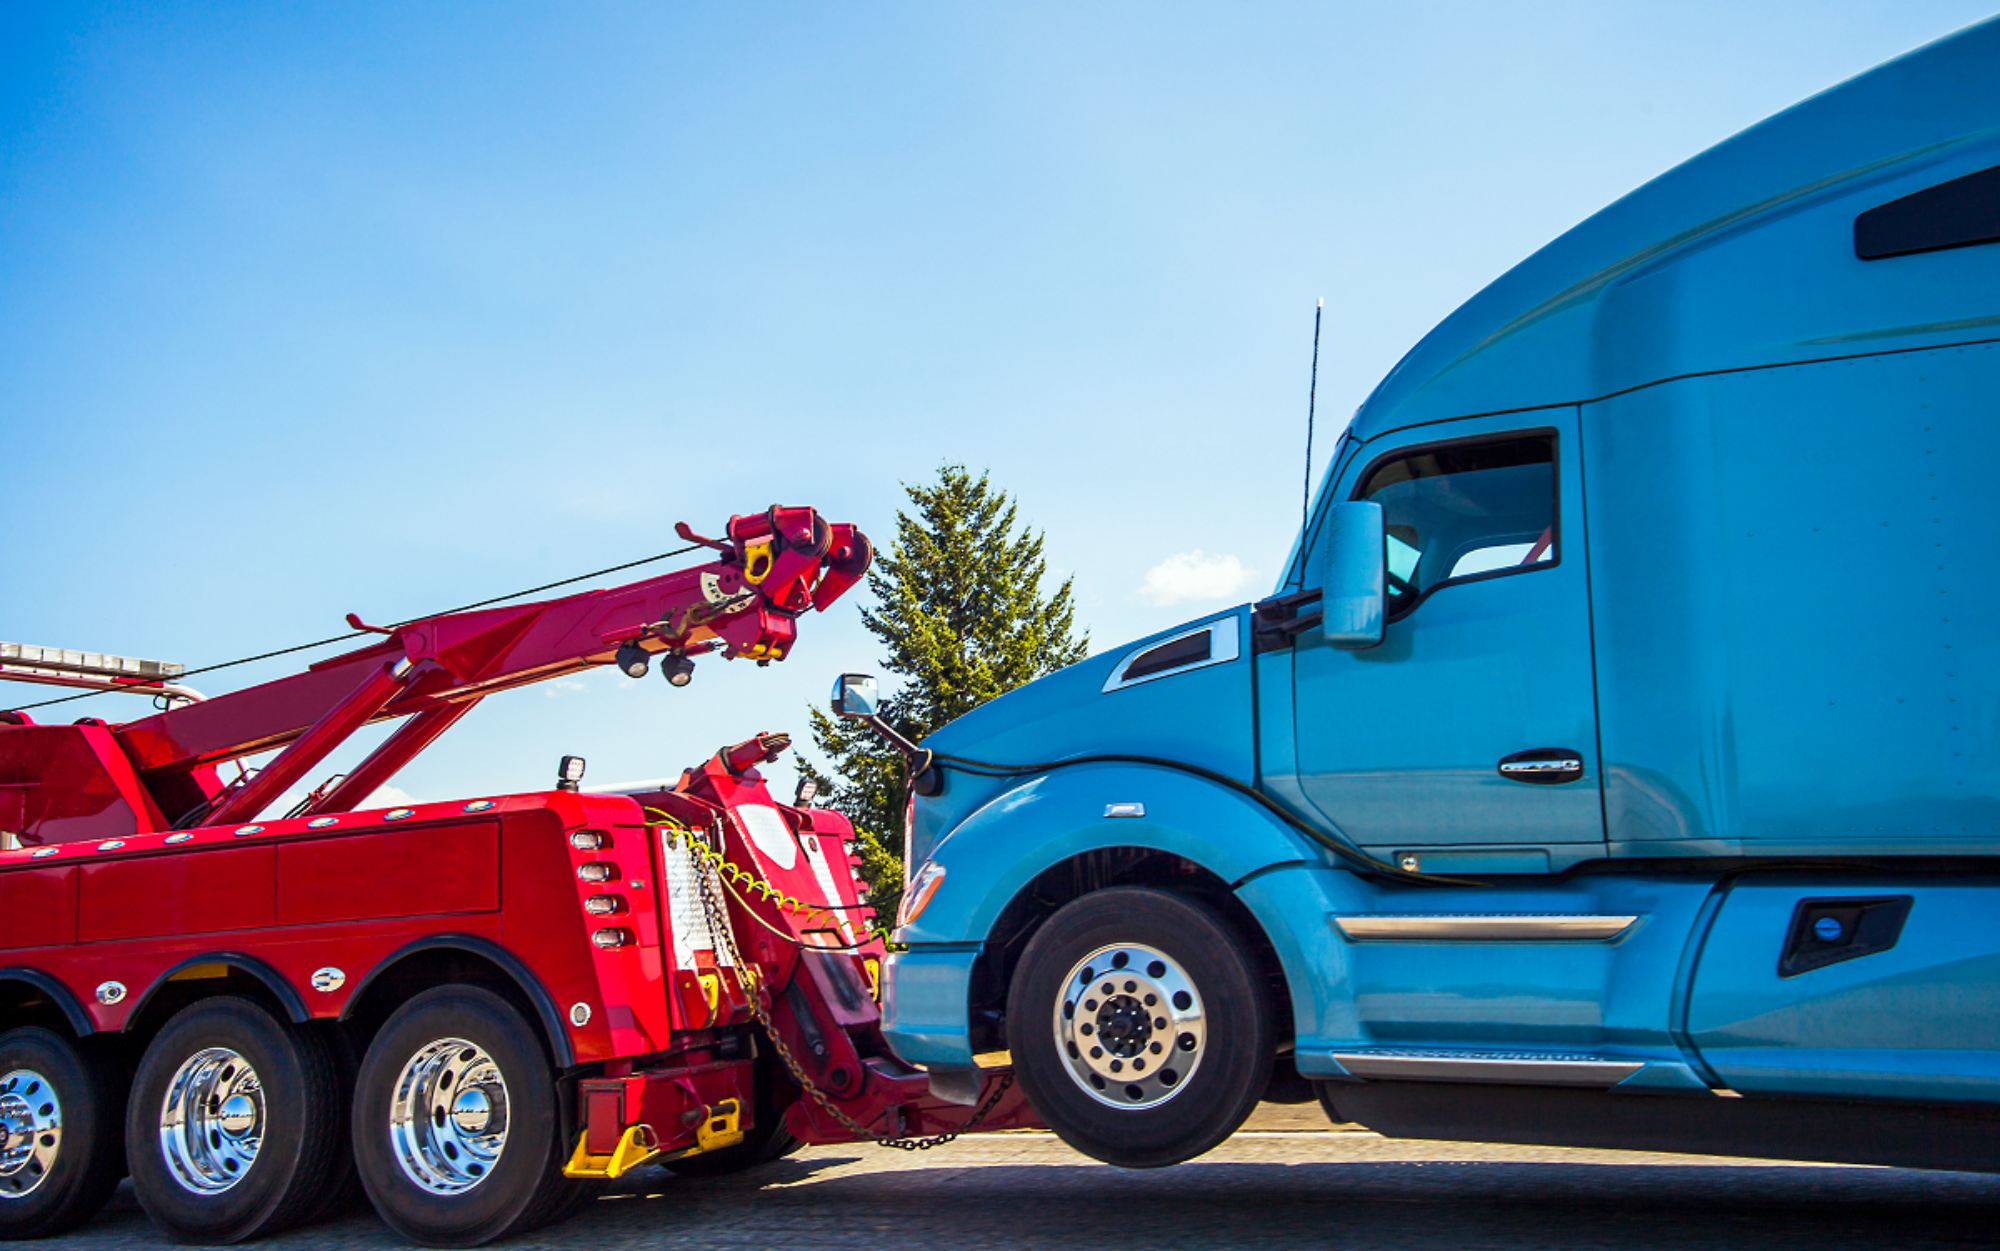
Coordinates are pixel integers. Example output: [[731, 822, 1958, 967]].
[[0, 1027, 127, 1239], [1006, 887, 1274, 1168], [661, 1056, 801, 1177], [125, 996, 342, 1244], [295, 1023, 363, 1225], [351, 986, 575, 1247]]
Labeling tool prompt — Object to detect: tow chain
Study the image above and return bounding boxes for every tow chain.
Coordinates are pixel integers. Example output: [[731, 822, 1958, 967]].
[[672, 820, 1014, 1151]]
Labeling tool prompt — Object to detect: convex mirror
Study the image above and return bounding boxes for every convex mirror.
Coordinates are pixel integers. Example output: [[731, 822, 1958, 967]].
[[831, 673, 880, 718], [1318, 501, 1386, 649]]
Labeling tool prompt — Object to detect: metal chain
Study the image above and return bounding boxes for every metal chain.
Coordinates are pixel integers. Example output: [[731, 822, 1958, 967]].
[[684, 827, 1013, 1150]]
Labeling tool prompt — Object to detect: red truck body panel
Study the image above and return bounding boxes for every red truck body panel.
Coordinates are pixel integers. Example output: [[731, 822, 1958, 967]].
[[0, 508, 1037, 1192]]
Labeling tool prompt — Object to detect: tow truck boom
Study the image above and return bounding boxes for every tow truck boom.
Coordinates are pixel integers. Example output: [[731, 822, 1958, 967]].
[[4, 505, 871, 841]]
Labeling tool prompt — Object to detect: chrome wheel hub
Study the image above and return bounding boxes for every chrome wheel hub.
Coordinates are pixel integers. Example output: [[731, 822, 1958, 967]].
[[0, 1070, 61, 1199], [159, 1048, 264, 1194], [1053, 943, 1206, 1109], [389, 1039, 508, 1195]]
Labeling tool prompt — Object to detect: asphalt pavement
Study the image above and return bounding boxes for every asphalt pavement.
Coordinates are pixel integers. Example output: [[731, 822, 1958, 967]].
[[61, 1104, 2000, 1250]]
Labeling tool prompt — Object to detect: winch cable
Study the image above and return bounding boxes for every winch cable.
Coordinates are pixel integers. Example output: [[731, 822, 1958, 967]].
[[661, 813, 1013, 1149], [923, 748, 1485, 888], [6, 543, 703, 714]]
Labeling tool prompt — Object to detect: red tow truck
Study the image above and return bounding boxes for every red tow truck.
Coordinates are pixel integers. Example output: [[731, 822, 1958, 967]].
[[0, 506, 1033, 1247]]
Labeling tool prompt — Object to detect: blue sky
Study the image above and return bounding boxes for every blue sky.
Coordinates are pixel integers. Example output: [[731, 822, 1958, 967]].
[[4, 2, 1992, 811]]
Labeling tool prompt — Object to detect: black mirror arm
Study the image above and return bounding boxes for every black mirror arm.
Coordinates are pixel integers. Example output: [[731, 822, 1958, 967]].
[[1252, 588, 1324, 652], [859, 715, 943, 796]]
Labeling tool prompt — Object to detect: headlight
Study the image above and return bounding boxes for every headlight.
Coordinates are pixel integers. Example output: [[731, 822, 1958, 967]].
[[898, 859, 946, 928]]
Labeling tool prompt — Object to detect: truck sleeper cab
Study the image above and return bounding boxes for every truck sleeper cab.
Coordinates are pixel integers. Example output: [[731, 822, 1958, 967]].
[[878, 19, 2000, 1171]]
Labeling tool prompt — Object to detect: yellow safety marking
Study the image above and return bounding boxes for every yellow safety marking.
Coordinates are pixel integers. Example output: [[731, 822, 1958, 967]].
[[563, 1124, 661, 1180], [862, 956, 882, 1002], [697, 971, 721, 1022], [696, 1099, 744, 1153], [741, 539, 776, 586], [168, 963, 231, 982]]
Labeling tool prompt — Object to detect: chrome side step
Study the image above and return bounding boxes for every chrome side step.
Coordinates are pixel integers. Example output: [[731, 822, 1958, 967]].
[[1330, 914, 1638, 942], [1331, 1049, 1646, 1087]]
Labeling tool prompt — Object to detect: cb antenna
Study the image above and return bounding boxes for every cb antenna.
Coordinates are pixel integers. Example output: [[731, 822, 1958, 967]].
[[1303, 297, 1323, 534]]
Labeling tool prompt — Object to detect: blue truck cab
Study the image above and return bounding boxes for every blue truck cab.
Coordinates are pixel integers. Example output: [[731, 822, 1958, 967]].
[[870, 20, 2000, 1170]]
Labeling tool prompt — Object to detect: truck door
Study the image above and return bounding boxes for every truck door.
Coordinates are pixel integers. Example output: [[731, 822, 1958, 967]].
[[1291, 409, 1604, 854]]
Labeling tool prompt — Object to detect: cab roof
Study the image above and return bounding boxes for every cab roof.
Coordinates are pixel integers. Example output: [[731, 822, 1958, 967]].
[[1347, 16, 2000, 445]]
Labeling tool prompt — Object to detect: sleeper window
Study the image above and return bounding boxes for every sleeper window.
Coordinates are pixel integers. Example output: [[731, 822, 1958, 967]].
[[1355, 433, 1556, 617]]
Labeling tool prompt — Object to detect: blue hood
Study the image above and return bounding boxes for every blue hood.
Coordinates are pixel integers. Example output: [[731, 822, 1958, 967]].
[[908, 607, 1257, 870]]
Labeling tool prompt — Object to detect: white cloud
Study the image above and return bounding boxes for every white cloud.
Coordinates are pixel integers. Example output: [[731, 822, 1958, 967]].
[[1136, 550, 1258, 607], [364, 785, 415, 809], [543, 679, 589, 698]]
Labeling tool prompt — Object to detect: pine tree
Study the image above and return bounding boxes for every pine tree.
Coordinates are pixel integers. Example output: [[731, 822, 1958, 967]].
[[800, 465, 1089, 921]]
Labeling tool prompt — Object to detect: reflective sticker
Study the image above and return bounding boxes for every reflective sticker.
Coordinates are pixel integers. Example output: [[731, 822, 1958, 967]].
[[798, 830, 854, 944], [734, 803, 798, 870], [658, 830, 728, 969]]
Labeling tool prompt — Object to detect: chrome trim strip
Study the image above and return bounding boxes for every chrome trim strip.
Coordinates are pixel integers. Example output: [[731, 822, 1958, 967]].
[[1330, 914, 1639, 942], [1101, 617, 1240, 694], [1331, 1050, 1645, 1086]]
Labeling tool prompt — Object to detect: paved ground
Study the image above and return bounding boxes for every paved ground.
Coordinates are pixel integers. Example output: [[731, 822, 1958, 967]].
[[65, 1105, 2000, 1250]]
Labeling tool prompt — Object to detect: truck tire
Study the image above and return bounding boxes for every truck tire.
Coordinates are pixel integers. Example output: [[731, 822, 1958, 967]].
[[351, 985, 575, 1247], [125, 995, 343, 1244], [0, 1027, 126, 1239], [1006, 887, 1273, 1167]]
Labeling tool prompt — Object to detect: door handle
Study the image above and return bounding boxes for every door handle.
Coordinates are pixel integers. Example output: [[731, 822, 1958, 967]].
[[1498, 748, 1584, 784]]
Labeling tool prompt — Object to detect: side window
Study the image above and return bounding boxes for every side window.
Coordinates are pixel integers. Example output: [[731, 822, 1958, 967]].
[[1355, 432, 1556, 618]]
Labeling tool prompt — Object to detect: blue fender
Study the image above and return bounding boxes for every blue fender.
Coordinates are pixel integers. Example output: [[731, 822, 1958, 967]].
[[883, 761, 1338, 1069], [896, 761, 1327, 947]]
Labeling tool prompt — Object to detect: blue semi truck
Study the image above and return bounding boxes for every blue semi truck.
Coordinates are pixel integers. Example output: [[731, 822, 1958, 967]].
[[847, 18, 2000, 1171]]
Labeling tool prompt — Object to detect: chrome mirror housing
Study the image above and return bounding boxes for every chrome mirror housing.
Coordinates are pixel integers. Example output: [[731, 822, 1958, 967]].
[[831, 673, 880, 719]]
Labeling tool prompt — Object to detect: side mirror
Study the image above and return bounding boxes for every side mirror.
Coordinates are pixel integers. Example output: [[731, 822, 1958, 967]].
[[831, 673, 880, 719], [1318, 501, 1385, 649]]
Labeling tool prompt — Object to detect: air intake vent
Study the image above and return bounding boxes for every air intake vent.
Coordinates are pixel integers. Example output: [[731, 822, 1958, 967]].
[[1855, 164, 2000, 260]]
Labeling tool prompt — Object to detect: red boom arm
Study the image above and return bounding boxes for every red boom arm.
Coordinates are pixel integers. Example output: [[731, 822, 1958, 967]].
[[101, 506, 870, 828]]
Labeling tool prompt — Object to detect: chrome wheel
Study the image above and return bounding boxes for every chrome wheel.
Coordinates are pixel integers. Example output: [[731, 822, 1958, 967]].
[[388, 1038, 509, 1195], [0, 1070, 62, 1199], [1053, 943, 1206, 1109], [159, 1048, 264, 1194]]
